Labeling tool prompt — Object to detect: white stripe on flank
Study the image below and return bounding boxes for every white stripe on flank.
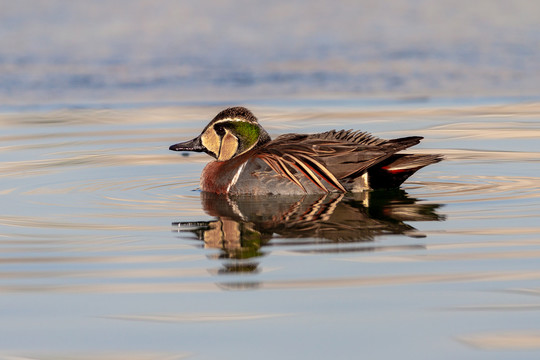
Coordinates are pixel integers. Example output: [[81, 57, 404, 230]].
[[227, 162, 247, 193]]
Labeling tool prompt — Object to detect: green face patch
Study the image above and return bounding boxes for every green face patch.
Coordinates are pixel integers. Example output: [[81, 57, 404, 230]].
[[228, 121, 260, 153]]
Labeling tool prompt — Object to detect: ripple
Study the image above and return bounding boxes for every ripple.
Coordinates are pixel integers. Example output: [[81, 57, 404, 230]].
[[409, 174, 540, 203], [219, 270, 540, 292], [0, 351, 190, 360], [2, 269, 540, 294], [0, 215, 163, 231], [0, 153, 201, 178], [2, 99, 540, 360], [458, 331, 540, 350], [342, 247, 540, 263], [436, 148, 540, 162], [106, 312, 289, 323]]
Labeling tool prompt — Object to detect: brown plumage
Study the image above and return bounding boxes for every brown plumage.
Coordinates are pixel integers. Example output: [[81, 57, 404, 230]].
[[169, 107, 442, 195]]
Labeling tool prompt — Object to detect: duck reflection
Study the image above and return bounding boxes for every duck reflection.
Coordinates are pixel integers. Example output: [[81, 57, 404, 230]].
[[173, 190, 445, 273]]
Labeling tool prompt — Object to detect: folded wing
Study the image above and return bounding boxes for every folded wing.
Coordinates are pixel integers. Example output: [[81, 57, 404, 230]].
[[257, 130, 440, 192]]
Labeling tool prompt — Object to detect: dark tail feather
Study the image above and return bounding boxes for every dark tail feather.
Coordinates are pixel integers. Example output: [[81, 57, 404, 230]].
[[386, 136, 423, 151], [368, 154, 443, 189]]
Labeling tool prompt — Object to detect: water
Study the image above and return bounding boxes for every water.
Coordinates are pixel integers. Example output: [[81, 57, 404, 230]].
[[1, 100, 540, 359], [2, 1, 540, 359], [2, 1, 540, 108]]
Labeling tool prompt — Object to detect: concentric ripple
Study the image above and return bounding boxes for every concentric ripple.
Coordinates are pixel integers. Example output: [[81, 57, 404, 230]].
[[1, 104, 540, 360]]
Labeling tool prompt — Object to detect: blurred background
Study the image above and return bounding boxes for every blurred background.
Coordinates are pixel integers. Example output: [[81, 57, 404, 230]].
[[2, 0, 539, 108]]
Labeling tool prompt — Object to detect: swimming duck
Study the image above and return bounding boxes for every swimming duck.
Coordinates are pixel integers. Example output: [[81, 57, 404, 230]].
[[169, 107, 441, 195]]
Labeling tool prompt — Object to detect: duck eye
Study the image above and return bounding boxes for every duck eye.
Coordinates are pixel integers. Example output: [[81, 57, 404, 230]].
[[214, 124, 226, 137]]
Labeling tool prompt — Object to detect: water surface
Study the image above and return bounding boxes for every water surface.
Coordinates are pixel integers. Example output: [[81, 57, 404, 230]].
[[1, 99, 540, 359]]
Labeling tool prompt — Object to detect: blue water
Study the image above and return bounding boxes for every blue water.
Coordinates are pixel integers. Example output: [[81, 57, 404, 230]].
[[2, 1, 540, 359], [2, 1, 540, 107], [1, 100, 540, 359]]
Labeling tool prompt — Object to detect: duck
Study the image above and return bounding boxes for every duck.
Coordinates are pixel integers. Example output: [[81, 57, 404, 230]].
[[169, 106, 441, 195]]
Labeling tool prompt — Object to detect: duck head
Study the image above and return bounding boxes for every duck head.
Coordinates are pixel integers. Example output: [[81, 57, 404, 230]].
[[169, 107, 271, 161]]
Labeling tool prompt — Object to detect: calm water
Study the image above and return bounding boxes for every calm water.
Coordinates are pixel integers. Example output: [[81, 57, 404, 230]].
[[2, 1, 540, 358], [3, 1, 540, 107], [1, 99, 540, 359]]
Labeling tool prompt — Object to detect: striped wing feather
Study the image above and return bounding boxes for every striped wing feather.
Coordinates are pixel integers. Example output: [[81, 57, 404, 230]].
[[258, 130, 423, 192]]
